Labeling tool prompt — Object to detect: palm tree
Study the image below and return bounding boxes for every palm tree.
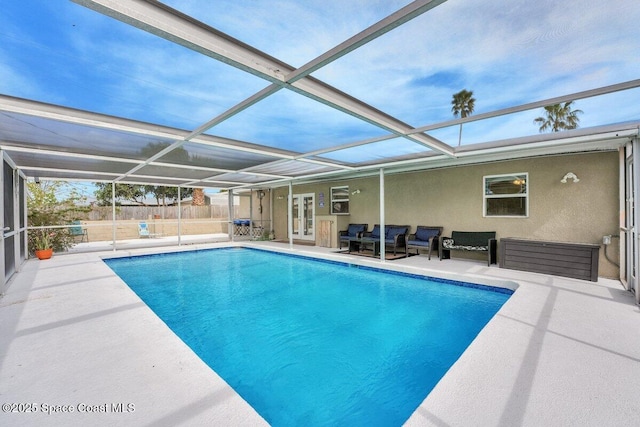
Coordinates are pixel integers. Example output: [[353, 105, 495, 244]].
[[451, 89, 476, 146], [534, 101, 583, 132]]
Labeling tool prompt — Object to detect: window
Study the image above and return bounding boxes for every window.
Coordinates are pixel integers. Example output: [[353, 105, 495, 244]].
[[330, 186, 349, 215], [484, 173, 528, 217]]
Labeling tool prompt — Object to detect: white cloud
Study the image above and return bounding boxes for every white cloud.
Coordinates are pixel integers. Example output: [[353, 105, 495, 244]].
[[312, 0, 640, 126]]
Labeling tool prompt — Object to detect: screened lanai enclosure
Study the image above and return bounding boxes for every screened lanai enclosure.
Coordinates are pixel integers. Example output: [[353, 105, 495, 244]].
[[1, 0, 639, 299]]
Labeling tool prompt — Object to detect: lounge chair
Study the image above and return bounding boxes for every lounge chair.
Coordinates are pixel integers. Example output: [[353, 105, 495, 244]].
[[138, 222, 151, 238], [69, 220, 88, 243], [338, 223, 368, 250], [407, 226, 442, 260]]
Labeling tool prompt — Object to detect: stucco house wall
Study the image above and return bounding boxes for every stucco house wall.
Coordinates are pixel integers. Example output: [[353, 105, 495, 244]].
[[272, 151, 620, 278]]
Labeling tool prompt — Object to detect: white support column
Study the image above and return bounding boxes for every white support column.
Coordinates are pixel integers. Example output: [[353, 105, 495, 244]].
[[21, 173, 28, 265], [13, 168, 20, 272], [379, 168, 386, 262], [620, 147, 631, 291], [634, 136, 640, 305], [1, 154, 19, 279], [111, 182, 116, 251], [228, 190, 234, 242], [288, 182, 293, 249], [249, 189, 254, 239], [0, 157, 5, 288], [269, 188, 273, 237], [177, 186, 182, 246]]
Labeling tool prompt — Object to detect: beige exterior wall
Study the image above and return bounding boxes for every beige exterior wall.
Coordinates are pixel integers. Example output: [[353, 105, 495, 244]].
[[237, 189, 273, 233], [272, 151, 620, 278]]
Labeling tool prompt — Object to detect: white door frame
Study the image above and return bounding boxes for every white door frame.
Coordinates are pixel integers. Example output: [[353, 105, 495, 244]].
[[623, 140, 640, 304], [290, 193, 315, 241], [630, 140, 640, 303]]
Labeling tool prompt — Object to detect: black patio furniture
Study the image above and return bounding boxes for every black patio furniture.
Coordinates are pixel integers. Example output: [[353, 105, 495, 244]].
[[439, 231, 497, 266], [339, 223, 368, 250], [407, 226, 443, 260]]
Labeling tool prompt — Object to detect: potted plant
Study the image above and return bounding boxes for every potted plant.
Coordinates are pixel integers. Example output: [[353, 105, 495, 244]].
[[32, 229, 54, 260], [27, 181, 90, 257]]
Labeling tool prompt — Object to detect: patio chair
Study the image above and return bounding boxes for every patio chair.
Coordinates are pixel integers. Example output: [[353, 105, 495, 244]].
[[407, 226, 443, 260], [338, 223, 368, 250], [384, 225, 410, 256], [138, 222, 151, 238], [69, 220, 88, 243], [361, 224, 410, 256]]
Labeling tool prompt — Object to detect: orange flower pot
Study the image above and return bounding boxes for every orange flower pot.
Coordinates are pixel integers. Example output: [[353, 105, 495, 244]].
[[35, 248, 53, 260]]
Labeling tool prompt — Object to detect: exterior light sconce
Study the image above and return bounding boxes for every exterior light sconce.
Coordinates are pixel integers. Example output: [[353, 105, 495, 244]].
[[351, 189, 361, 195], [561, 172, 580, 184], [277, 195, 285, 200]]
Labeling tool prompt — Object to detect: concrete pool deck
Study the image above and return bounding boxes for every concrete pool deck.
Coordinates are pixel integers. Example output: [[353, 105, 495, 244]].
[[1, 241, 638, 426]]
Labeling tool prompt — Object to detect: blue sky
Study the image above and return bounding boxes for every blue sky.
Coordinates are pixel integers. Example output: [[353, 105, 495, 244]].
[[1, 0, 639, 159]]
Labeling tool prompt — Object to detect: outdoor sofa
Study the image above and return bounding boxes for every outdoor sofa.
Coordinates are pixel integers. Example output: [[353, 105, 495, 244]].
[[439, 231, 497, 266], [407, 226, 443, 260], [361, 224, 410, 256]]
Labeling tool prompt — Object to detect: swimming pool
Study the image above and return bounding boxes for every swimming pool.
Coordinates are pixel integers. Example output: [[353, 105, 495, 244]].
[[105, 247, 512, 426]]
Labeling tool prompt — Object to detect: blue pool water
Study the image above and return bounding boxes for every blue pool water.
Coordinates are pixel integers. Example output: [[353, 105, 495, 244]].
[[105, 248, 512, 426]]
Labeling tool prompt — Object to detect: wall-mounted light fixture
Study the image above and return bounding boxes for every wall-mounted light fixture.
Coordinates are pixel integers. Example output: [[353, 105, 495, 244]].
[[560, 172, 580, 184], [257, 190, 266, 199], [277, 195, 285, 200], [351, 189, 361, 195]]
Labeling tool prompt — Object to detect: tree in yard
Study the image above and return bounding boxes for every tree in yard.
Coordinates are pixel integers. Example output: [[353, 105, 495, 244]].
[[93, 183, 147, 206], [144, 185, 193, 206], [93, 142, 195, 207], [534, 101, 583, 132], [27, 181, 90, 253], [192, 188, 205, 206], [93, 183, 193, 207], [451, 89, 476, 146]]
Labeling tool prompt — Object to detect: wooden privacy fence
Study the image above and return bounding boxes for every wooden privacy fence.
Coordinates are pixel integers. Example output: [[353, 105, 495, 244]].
[[87, 205, 238, 221]]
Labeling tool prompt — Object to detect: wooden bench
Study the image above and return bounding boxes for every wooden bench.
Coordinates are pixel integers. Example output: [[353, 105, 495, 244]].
[[439, 231, 497, 266]]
